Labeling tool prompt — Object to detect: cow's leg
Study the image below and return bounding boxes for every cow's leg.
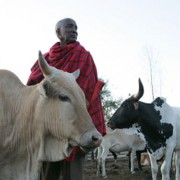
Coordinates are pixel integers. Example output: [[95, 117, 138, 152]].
[[172, 152, 176, 172], [136, 151, 142, 170], [101, 149, 109, 178], [174, 150, 180, 180], [96, 147, 102, 176], [160, 147, 174, 180], [109, 150, 117, 165], [136, 151, 141, 170], [130, 150, 136, 174], [148, 152, 158, 180]]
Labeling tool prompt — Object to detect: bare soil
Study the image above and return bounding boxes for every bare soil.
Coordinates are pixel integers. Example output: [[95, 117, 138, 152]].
[[83, 154, 175, 180]]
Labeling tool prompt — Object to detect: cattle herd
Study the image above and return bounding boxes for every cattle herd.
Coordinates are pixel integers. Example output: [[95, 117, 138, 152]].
[[0, 52, 180, 180]]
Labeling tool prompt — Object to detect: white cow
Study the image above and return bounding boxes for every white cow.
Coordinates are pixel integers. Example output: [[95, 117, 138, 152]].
[[0, 51, 102, 180], [96, 129, 146, 178], [108, 78, 180, 180]]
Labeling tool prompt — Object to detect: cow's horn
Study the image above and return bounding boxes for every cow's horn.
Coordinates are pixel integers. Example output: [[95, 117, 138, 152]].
[[72, 69, 80, 80], [38, 51, 52, 76], [132, 78, 144, 101]]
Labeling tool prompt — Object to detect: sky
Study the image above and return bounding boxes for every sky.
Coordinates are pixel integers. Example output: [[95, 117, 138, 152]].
[[0, 0, 180, 106]]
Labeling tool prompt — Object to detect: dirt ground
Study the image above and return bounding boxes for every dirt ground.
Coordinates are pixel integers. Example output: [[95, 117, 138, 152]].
[[83, 153, 176, 180]]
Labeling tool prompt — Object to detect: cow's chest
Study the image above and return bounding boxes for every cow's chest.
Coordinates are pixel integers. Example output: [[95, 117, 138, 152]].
[[148, 146, 166, 160], [141, 122, 173, 152]]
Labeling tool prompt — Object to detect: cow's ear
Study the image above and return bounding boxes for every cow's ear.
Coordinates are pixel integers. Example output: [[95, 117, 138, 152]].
[[72, 69, 80, 80], [42, 80, 54, 97]]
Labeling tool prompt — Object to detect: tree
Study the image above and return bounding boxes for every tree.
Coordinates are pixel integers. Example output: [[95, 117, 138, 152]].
[[142, 46, 163, 100], [100, 80, 123, 120]]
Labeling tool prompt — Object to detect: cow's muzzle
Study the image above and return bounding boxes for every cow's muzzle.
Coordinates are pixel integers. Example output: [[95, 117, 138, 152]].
[[80, 129, 102, 151]]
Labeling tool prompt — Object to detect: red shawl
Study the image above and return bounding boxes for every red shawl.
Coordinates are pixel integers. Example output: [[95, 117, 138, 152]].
[[27, 41, 106, 136]]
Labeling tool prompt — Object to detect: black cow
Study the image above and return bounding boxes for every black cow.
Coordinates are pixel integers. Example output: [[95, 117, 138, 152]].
[[108, 78, 180, 180]]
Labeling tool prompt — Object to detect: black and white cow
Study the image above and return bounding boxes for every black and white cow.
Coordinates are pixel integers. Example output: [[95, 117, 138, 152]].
[[108, 78, 180, 180]]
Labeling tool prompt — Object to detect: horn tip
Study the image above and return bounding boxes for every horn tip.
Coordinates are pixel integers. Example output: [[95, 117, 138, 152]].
[[138, 78, 143, 85], [38, 50, 43, 57]]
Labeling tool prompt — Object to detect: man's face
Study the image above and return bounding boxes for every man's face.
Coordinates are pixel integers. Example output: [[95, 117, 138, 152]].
[[58, 19, 78, 45]]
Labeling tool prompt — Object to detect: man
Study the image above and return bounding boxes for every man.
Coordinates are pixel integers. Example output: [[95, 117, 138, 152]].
[[27, 18, 106, 180]]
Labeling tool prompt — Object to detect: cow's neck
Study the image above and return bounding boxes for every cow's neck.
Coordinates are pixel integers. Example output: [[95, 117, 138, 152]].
[[137, 102, 173, 152], [38, 133, 73, 162]]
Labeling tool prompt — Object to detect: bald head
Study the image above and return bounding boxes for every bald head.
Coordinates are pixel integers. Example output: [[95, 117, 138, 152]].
[[55, 18, 78, 45], [55, 18, 76, 31]]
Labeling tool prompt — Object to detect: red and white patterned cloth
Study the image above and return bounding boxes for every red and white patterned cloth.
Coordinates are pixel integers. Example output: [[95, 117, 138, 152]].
[[27, 41, 106, 137]]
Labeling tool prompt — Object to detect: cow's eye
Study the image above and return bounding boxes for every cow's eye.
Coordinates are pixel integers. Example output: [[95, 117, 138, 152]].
[[58, 94, 69, 102]]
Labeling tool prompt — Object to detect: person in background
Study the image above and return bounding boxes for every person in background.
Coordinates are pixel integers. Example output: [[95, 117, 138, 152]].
[[27, 18, 106, 180]]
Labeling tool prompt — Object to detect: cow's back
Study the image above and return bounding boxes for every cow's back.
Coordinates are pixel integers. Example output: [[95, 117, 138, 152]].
[[0, 69, 24, 111], [0, 70, 25, 146], [0, 69, 24, 90]]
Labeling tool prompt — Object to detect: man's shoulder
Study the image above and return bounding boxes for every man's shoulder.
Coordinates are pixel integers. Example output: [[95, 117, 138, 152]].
[[76, 42, 90, 53]]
